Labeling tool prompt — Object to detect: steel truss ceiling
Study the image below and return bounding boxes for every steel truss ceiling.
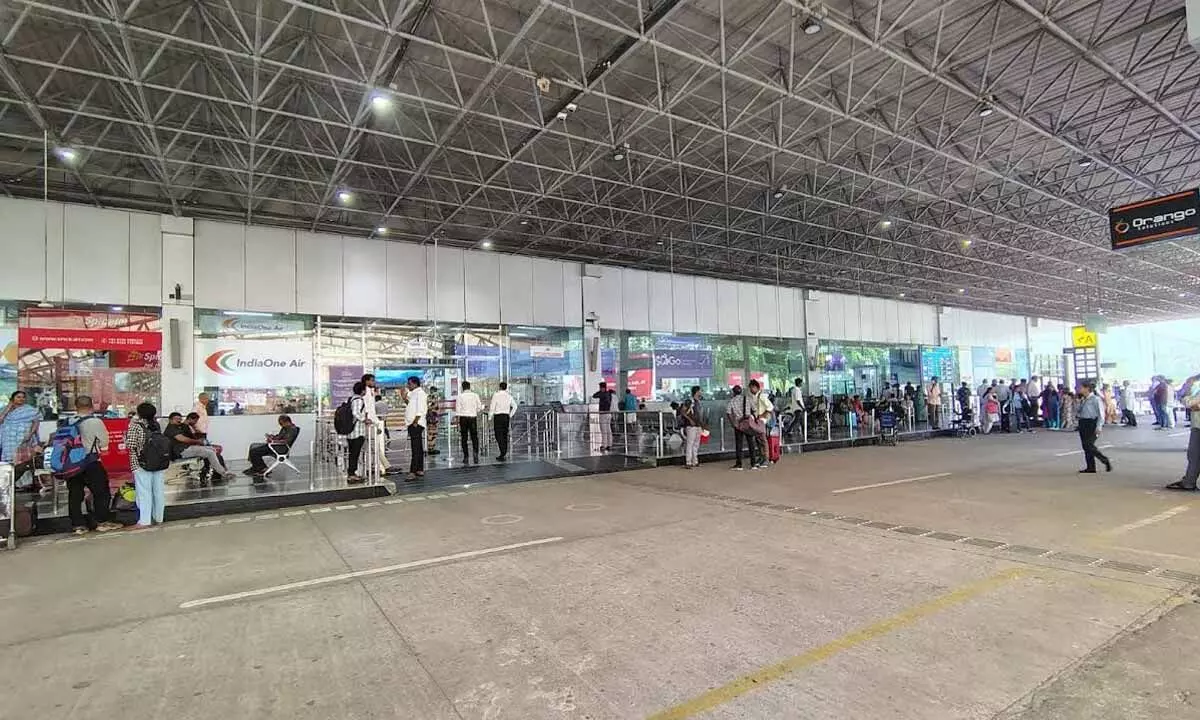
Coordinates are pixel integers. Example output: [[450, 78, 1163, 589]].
[[1, 0, 1199, 322]]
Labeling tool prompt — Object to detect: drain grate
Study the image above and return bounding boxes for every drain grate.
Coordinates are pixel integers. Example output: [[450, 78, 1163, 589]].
[[963, 538, 1007, 549]]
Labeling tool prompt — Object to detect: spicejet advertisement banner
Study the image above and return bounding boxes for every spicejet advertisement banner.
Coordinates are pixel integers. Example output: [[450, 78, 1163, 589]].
[[194, 338, 313, 388]]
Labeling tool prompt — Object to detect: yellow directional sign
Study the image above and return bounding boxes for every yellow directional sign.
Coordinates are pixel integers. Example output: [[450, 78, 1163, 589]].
[[1071, 325, 1097, 349]]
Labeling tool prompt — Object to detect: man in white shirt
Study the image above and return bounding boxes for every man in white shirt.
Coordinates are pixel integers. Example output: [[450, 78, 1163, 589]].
[[456, 381, 483, 464], [403, 377, 428, 480], [192, 392, 211, 436], [1027, 375, 1043, 425], [489, 382, 517, 461], [362, 373, 393, 473]]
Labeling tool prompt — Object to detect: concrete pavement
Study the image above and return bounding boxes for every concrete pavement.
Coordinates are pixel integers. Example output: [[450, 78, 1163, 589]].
[[1, 424, 1196, 719]]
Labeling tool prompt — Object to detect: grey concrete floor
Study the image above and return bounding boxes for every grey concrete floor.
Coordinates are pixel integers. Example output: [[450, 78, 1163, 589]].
[[1, 424, 1197, 720]]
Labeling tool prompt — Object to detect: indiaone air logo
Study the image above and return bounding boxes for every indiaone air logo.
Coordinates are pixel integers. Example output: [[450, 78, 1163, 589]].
[[204, 349, 238, 375]]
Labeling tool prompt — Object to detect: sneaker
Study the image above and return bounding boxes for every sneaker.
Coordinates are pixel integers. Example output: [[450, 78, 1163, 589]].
[[732, 465, 744, 471]]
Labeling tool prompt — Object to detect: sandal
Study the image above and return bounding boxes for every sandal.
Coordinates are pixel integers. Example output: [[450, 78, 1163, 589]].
[[72, 527, 89, 536]]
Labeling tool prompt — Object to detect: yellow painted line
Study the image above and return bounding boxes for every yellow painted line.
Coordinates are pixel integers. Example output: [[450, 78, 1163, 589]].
[[646, 568, 1024, 720]]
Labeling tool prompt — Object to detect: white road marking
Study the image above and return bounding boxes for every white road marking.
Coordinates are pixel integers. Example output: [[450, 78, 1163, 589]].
[[226, 517, 253, 524], [334, 505, 359, 511], [1168, 431, 1190, 437], [832, 472, 952, 494], [383, 499, 406, 505], [255, 513, 280, 521], [1106, 505, 1191, 536], [358, 501, 381, 507], [1055, 450, 1083, 456], [179, 536, 565, 609], [283, 510, 309, 517], [194, 520, 222, 527], [309, 507, 332, 513]]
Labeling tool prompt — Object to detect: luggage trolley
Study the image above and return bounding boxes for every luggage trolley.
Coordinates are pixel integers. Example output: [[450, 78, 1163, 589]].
[[877, 409, 898, 446]]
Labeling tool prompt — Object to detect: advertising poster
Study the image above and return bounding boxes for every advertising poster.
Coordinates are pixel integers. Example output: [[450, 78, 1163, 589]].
[[0, 328, 16, 399], [329, 365, 363, 404], [195, 338, 313, 389], [920, 346, 956, 381], [198, 314, 308, 335], [626, 368, 652, 400], [653, 349, 714, 379]]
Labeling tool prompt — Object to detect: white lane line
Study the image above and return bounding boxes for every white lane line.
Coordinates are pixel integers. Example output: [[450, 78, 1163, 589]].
[[334, 505, 359, 511], [194, 520, 222, 527], [255, 513, 280, 521], [179, 536, 565, 609], [1106, 505, 1191, 536], [1099, 444, 1114, 449], [1168, 431, 1189, 437], [1055, 450, 1083, 456], [283, 510, 309, 517], [383, 499, 406, 505], [831, 472, 953, 494]]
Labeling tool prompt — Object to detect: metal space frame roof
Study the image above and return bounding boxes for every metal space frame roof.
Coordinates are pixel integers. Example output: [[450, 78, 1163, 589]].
[[1, 0, 1199, 322]]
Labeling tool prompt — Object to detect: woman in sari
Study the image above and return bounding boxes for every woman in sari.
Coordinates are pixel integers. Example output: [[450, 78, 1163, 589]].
[[1043, 384, 1060, 429], [1059, 385, 1077, 431], [1101, 383, 1119, 425], [0, 390, 42, 483]]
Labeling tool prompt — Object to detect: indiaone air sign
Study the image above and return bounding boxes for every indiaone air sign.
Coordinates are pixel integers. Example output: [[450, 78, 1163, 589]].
[[1108, 189, 1200, 250], [195, 338, 312, 389]]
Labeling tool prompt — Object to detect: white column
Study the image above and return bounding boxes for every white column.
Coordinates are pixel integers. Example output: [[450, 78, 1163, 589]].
[[160, 215, 195, 413]]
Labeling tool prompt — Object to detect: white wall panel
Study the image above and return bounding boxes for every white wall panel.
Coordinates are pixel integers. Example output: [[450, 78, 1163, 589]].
[[128, 213, 162, 307], [0, 197, 49, 300], [716, 280, 740, 335], [756, 285, 778, 337], [843, 294, 862, 341], [736, 283, 759, 336], [499, 255, 534, 325], [432, 247, 466, 323], [531, 258, 565, 327], [896, 301, 915, 344], [64, 205, 128, 305], [243, 226, 296, 313], [648, 272, 674, 332], [859, 297, 878, 341], [341, 236, 385, 318], [295, 231, 342, 315], [805, 295, 827, 339], [619, 269, 649, 331], [672, 275, 698, 333], [561, 262, 583, 326], [825, 293, 845, 340], [919, 306, 939, 345], [884, 300, 900, 343], [777, 287, 797, 338], [596, 266, 623, 329], [464, 251, 500, 324], [194, 220, 245, 310], [695, 277, 719, 334], [385, 242, 427, 321]]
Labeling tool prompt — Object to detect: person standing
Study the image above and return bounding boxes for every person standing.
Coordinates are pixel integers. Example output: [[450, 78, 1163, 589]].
[[489, 382, 517, 461], [1119, 380, 1137, 426], [123, 402, 168, 527], [456, 381, 483, 464], [64, 396, 121, 534], [746, 380, 772, 469], [726, 385, 760, 471], [592, 381, 617, 451], [1166, 373, 1200, 492], [345, 382, 369, 483], [1076, 381, 1112, 474], [362, 374, 393, 474], [982, 390, 1000, 434], [927, 376, 942, 430], [192, 392, 211, 437], [403, 377, 428, 481], [1027, 376, 1042, 426], [677, 387, 702, 469]]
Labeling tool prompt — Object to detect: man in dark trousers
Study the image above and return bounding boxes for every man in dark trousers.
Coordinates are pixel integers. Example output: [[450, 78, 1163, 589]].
[[489, 382, 516, 461], [592, 381, 617, 451], [1076, 381, 1112, 474], [67, 396, 121, 534]]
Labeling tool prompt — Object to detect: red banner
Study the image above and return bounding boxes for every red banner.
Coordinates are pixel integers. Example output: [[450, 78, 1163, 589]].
[[18, 328, 162, 352]]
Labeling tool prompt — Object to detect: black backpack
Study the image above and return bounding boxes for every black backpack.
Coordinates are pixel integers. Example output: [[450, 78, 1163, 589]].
[[138, 429, 172, 471], [333, 397, 356, 436]]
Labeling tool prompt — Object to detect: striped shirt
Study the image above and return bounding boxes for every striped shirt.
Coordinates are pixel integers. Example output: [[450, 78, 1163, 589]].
[[1077, 393, 1103, 420], [123, 417, 151, 471]]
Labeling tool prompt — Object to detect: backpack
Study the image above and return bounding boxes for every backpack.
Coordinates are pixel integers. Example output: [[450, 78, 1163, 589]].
[[48, 418, 100, 478], [138, 427, 172, 471], [333, 397, 356, 436]]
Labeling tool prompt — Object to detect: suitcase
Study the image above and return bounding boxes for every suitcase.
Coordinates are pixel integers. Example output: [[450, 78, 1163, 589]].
[[767, 434, 782, 463]]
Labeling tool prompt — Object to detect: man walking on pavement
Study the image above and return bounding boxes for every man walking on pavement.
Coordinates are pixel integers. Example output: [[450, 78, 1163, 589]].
[[1075, 380, 1112, 474], [455, 381, 483, 465], [403, 376, 428, 481], [490, 382, 517, 461], [1166, 373, 1200, 492]]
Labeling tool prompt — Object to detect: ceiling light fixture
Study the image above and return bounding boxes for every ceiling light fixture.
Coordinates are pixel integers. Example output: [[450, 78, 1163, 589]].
[[1075, 267, 1083, 272], [55, 147, 77, 163], [1079, 158, 1093, 168], [802, 17, 822, 34], [481, 240, 494, 249], [898, 292, 906, 298], [519, 219, 529, 226], [978, 105, 994, 118], [555, 110, 568, 121], [376, 227, 388, 235], [110, 305, 123, 312], [772, 186, 785, 199], [612, 144, 628, 161], [337, 190, 353, 203], [565, 102, 578, 112], [957, 288, 966, 294], [370, 93, 391, 110], [879, 219, 892, 229]]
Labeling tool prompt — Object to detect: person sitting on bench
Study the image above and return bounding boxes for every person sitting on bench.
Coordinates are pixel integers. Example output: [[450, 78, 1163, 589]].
[[245, 415, 300, 479], [164, 412, 235, 481]]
